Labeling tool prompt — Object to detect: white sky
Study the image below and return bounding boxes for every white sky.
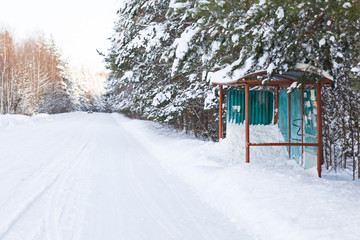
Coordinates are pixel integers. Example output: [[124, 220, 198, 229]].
[[0, 0, 123, 73]]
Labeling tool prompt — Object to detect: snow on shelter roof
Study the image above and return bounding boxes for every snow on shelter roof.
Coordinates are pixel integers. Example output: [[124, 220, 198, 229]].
[[211, 70, 333, 86], [210, 64, 333, 86]]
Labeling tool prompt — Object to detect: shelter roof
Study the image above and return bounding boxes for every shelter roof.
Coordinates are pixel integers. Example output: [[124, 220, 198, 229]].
[[210, 63, 333, 86], [212, 70, 333, 86]]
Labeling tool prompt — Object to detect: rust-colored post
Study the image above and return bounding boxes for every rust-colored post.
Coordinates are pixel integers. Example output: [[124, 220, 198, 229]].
[[218, 85, 223, 141], [317, 84, 322, 178], [274, 86, 279, 124], [245, 83, 250, 163], [288, 91, 291, 159], [301, 87, 304, 166]]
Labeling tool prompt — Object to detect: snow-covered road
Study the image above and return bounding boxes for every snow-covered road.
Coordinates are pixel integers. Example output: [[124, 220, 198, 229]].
[[1, 112, 360, 240], [0, 113, 249, 240]]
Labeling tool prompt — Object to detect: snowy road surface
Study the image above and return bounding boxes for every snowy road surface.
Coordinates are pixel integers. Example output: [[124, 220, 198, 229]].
[[1, 112, 360, 240], [0, 113, 249, 240]]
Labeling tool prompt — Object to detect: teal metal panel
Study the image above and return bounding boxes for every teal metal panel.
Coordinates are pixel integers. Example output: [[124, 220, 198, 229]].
[[241, 91, 245, 123], [250, 91, 256, 124], [227, 90, 231, 123], [227, 90, 273, 125], [303, 90, 318, 169], [278, 91, 289, 143], [278, 90, 318, 168], [290, 91, 302, 164], [254, 92, 259, 124]]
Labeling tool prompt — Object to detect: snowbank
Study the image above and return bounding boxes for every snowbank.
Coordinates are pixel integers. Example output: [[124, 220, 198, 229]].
[[0, 114, 51, 128], [116, 114, 360, 240]]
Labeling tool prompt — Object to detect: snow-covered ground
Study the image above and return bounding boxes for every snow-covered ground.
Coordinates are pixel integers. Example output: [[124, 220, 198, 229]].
[[0, 112, 359, 240]]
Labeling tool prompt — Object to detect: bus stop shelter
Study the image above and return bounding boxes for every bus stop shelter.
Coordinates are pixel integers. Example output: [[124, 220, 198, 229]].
[[212, 70, 332, 177]]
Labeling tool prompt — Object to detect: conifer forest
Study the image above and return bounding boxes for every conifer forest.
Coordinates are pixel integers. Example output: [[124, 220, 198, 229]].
[[103, 0, 360, 179]]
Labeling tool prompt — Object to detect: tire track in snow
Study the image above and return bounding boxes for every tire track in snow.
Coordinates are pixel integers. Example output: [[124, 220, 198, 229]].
[[0, 117, 96, 239], [41, 120, 97, 240], [1, 113, 251, 240], [0, 128, 74, 207], [125, 149, 213, 240], [113, 114, 177, 238], [0, 166, 63, 238], [125, 152, 178, 239], [116, 114, 233, 240], [42, 136, 95, 239]]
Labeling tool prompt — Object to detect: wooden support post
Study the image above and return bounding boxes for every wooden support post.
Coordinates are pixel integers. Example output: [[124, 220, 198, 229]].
[[218, 85, 223, 141], [317, 84, 322, 178], [288, 92, 291, 159], [245, 84, 250, 163], [301, 88, 304, 166], [274, 86, 279, 124]]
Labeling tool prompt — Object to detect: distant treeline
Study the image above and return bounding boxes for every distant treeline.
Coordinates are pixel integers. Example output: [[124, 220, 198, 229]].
[[104, 0, 360, 178], [0, 31, 70, 114], [0, 31, 105, 115]]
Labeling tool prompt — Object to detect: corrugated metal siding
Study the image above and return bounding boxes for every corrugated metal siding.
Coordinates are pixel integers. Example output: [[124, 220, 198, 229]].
[[227, 90, 273, 125]]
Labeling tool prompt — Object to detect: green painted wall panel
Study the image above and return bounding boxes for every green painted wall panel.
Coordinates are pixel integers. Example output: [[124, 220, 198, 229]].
[[227, 90, 273, 125]]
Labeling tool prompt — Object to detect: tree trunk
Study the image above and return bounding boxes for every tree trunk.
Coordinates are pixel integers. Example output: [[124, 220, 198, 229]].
[[350, 109, 355, 180], [342, 118, 347, 169], [334, 146, 337, 172], [329, 126, 332, 169], [357, 84, 360, 179]]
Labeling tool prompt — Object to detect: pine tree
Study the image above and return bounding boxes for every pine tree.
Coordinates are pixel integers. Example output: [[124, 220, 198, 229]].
[[104, 0, 360, 153]]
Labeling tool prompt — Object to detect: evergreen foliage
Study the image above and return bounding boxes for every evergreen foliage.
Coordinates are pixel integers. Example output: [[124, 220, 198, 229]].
[[104, 0, 360, 176]]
